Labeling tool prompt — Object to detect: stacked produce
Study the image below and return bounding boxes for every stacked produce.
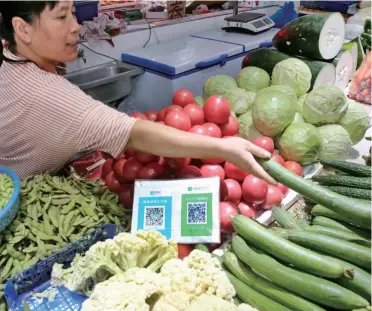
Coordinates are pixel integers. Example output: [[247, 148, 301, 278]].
[[0, 174, 13, 210], [51, 230, 258, 311], [223, 214, 371, 311], [0, 174, 130, 311]]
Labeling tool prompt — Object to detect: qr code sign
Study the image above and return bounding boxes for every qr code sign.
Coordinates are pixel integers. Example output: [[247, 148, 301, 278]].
[[187, 202, 207, 224], [145, 206, 165, 229]]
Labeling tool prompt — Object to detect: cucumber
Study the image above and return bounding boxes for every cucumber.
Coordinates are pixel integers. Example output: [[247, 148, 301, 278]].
[[272, 13, 345, 60], [272, 206, 304, 230], [305, 225, 371, 247], [223, 251, 327, 311], [226, 271, 292, 311], [283, 230, 371, 270], [320, 160, 371, 177], [311, 204, 352, 223], [232, 235, 370, 309], [259, 158, 371, 229], [232, 215, 345, 278], [241, 48, 289, 75], [328, 255, 372, 301], [312, 174, 371, 189], [325, 186, 371, 201], [312, 216, 371, 240]]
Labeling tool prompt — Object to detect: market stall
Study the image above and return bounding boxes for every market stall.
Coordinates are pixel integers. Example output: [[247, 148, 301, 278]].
[[0, 1, 371, 311]]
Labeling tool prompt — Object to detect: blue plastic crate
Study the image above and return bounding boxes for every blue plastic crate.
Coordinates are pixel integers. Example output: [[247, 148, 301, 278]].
[[5, 224, 122, 311], [75, 1, 99, 24]]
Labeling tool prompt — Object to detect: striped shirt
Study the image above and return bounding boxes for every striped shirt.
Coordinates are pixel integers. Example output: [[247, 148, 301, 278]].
[[0, 48, 136, 178]]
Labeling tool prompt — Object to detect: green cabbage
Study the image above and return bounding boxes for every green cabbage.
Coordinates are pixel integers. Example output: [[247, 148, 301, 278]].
[[271, 58, 312, 97], [337, 99, 370, 145], [318, 124, 352, 161], [302, 85, 348, 125], [278, 123, 322, 165], [296, 94, 307, 115], [203, 75, 237, 99], [237, 110, 263, 141], [236, 66, 270, 93], [260, 85, 297, 105], [292, 113, 305, 124], [194, 96, 205, 108], [252, 89, 295, 136], [222, 88, 256, 115]]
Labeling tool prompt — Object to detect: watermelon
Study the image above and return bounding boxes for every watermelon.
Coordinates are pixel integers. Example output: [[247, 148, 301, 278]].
[[272, 13, 345, 60]]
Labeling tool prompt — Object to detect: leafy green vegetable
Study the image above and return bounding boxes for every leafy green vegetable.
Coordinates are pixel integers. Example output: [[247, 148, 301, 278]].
[[194, 96, 205, 108], [318, 125, 352, 161], [337, 99, 370, 145], [291, 113, 305, 125], [278, 123, 322, 165], [252, 90, 296, 136], [237, 110, 263, 141], [271, 58, 312, 97], [260, 85, 297, 105], [296, 94, 307, 115], [203, 75, 237, 99], [222, 88, 256, 115], [302, 85, 348, 125], [236, 66, 270, 93]]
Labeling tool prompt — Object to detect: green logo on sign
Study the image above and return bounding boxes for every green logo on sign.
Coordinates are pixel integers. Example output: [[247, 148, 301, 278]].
[[188, 187, 193, 191]]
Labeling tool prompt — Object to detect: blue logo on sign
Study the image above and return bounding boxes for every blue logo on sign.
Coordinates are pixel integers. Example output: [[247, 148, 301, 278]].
[[150, 190, 161, 196]]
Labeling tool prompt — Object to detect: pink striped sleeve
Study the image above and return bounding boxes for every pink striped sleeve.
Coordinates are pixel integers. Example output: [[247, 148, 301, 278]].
[[37, 76, 136, 158]]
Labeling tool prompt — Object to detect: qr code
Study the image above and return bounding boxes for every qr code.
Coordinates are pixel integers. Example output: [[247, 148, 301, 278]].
[[187, 202, 207, 224], [145, 206, 165, 229]]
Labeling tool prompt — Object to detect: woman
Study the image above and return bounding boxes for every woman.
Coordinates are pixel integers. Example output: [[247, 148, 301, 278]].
[[0, 1, 275, 185]]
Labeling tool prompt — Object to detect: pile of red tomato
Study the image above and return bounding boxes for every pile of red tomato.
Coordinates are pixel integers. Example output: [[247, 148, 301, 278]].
[[102, 89, 304, 239]]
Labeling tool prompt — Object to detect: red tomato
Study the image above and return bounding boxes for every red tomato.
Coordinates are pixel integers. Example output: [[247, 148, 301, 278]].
[[158, 108, 167, 121], [220, 179, 228, 202], [242, 175, 268, 204], [201, 158, 224, 165], [164, 110, 192, 131], [203, 95, 231, 124], [183, 104, 204, 126], [137, 163, 165, 179], [122, 158, 143, 181], [284, 161, 303, 176], [189, 125, 208, 136], [130, 112, 148, 120], [172, 89, 195, 107], [165, 105, 182, 116], [119, 183, 134, 208], [220, 202, 239, 233], [176, 166, 202, 178], [166, 157, 191, 170], [200, 164, 225, 181], [178, 244, 195, 259], [237, 201, 256, 218], [145, 110, 158, 121], [134, 151, 160, 164], [277, 183, 289, 197], [219, 116, 239, 136], [224, 162, 247, 182], [253, 136, 275, 154], [125, 149, 135, 159], [105, 171, 121, 193], [102, 158, 114, 178], [224, 179, 242, 205], [113, 158, 127, 179], [203, 122, 222, 138], [258, 185, 283, 210], [272, 152, 286, 166]]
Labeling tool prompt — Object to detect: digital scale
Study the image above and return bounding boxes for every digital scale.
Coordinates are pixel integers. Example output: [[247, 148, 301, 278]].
[[222, 12, 275, 34]]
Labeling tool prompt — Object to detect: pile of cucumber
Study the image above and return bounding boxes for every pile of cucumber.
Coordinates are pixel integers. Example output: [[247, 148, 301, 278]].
[[223, 215, 371, 311]]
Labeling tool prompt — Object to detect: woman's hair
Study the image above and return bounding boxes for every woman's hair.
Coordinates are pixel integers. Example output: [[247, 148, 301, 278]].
[[0, 1, 58, 66]]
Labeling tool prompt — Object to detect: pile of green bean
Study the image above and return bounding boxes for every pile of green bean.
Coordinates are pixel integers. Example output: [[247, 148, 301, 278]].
[[0, 174, 14, 210], [0, 174, 131, 311]]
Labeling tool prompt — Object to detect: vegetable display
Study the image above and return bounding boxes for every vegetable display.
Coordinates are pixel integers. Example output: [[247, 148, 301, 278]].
[[0, 174, 13, 210]]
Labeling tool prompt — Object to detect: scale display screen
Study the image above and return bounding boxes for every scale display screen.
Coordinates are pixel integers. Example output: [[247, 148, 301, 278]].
[[252, 20, 265, 28]]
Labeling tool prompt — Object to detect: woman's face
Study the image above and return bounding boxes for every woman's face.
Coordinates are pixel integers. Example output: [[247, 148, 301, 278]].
[[20, 1, 80, 63]]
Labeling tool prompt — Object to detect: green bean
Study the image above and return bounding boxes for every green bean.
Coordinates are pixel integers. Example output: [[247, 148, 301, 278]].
[[0, 301, 6, 311], [58, 214, 67, 240], [23, 257, 39, 270], [0, 255, 7, 267], [1, 257, 13, 278], [9, 235, 25, 245], [43, 211, 54, 235], [61, 199, 76, 214], [48, 205, 60, 228], [52, 198, 71, 205], [6, 245, 25, 261], [42, 195, 52, 211]]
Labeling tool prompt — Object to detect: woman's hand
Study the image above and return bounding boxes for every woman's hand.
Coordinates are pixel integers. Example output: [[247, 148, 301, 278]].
[[221, 136, 276, 185]]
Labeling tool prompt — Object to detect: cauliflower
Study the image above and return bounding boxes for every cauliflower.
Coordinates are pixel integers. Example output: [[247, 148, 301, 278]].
[[51, 230, 177, 296]]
